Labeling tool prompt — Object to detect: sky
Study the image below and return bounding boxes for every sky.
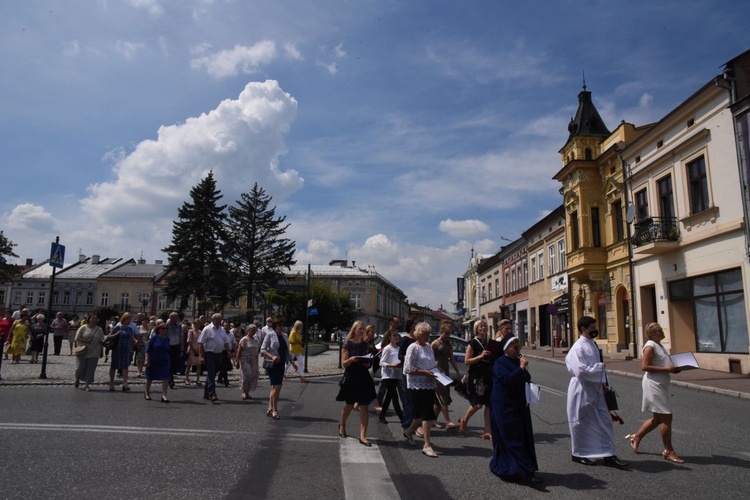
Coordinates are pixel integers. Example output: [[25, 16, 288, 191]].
[[1, 0, 749, 311]]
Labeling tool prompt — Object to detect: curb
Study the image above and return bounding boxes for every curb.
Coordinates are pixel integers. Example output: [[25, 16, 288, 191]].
[[524, 353, 750, 400]]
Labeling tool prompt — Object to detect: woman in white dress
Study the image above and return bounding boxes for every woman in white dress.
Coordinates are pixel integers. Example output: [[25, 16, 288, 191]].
[[625, 323, 685, 463]]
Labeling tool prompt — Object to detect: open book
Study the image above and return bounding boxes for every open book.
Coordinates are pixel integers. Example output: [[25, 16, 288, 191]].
[[669, 351, 699, 370]]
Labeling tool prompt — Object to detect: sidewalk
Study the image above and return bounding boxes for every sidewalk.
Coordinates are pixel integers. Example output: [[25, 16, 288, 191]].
[[524, 346, 750, 400], [0, 344, 345, 387]]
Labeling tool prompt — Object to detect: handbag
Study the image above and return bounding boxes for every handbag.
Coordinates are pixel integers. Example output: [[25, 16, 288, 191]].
[[103, 332, 120, 350], [262, 357, 275, 370], [74, 345, 87, 357]]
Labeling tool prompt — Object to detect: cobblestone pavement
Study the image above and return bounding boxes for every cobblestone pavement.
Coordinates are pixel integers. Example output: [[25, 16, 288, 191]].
[[0, 343, 344, 387]]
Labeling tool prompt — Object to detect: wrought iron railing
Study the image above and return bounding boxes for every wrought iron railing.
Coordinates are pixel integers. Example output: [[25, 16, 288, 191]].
[[631, 217, 680, 247]]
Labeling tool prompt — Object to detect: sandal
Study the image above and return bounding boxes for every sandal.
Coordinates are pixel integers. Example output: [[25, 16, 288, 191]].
[[458, 417, 467, 436], [144, 394, 151, 401], [272, 411, 280, 420], [625, 434, 640, 453], [662, 450, 685, 463], [445, 422, 460, 430], [266, 409, 273, 417], [415, 428, 425, 438], [422, 446, 438, 458], [481, 432, 492, 441], [403, 431, 416, 446], [433, 422, 444, 429], [339, 426, 347, 438]]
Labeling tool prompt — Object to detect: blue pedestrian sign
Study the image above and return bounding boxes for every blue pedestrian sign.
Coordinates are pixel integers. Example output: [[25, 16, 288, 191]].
[[50, 242, 65, 269], [308, 307, 318, 316]]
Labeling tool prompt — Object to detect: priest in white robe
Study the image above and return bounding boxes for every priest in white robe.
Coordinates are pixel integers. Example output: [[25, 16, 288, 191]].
[[565, 316, 628, 469]]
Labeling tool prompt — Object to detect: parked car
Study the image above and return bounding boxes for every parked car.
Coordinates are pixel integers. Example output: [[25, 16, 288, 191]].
[[371, 333, 467, 381]]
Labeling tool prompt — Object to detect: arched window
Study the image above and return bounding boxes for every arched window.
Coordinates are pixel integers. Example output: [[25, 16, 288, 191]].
[[585, 148, 593, 160]]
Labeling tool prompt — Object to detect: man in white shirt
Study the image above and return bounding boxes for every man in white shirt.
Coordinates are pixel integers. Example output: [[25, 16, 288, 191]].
[[198, 313, 230, 403], [259, 317, 273, 347], [566, 315, 628, 469]]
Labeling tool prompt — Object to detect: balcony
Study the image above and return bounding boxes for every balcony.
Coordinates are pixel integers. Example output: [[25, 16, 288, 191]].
[[631, 217, 680, 255]]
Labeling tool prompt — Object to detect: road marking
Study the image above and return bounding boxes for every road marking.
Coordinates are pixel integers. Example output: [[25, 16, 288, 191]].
[[340, 438, 400, 500], [0, 423, 339, 443], [540, 385, 567, 397]]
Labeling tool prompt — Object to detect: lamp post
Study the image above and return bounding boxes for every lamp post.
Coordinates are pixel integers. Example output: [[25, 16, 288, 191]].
[[202, 264, 210, 316]]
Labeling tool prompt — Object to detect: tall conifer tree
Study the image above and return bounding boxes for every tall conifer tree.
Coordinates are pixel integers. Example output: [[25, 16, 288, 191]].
[[162, 171, 229, 312], [0, 231, 20, 282], [225, 182, 296, 311]]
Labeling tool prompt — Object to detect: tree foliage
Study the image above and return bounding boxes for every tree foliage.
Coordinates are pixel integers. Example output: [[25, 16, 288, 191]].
[[267, 278, 356, 335], [162, 171, 229, 312], [0, 231, 20, 282], [225, 182, 296, 310]]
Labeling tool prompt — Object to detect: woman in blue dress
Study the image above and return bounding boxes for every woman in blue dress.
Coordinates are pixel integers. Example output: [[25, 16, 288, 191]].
[[489, 336, 541, 485], [107, 313, 137, 392], [145, 323, 171, 402]]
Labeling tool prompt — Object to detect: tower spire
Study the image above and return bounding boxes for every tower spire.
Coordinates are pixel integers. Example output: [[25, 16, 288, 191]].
[[582, 69, 586, 91]]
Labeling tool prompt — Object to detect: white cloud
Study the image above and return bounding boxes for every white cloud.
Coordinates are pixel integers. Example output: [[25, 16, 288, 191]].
[[190, 42, 213, 55], [284, 42, 302, 60], [115, 40, 146, 60], [129, 0, 164, 17], [639, 92, 654, 108], [316, 60, 338, 75], [190, 41, 277, 78], [62, 40, 80, 57], [295, 239, 339, 264], [5, 204, 58, 233], [73, 80, 302, 257], [334, 43, 347, 59], [438, 219, 489, 239]]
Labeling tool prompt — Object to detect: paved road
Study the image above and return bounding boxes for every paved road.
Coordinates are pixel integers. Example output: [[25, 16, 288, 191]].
[[1, 352, 749, 499]]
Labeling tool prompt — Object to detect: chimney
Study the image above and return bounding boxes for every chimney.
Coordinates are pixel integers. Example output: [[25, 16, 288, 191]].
[[91, 255, 100, 264], [79, 254, 86, 263], [155, 260, 163, 265], [25, 258, 33, 266], [351, 261, 356, 268], [137, 258, 146, 265]]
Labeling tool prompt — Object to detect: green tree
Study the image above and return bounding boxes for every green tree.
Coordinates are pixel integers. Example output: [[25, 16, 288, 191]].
[[0, 231, 20, 282], [268, 279, 356, 337], [225, 182, 296, 311], [162, 171, 230, 313]]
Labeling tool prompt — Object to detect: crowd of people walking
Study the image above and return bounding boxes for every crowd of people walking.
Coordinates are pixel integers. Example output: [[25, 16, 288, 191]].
[[1, 307, 688, 487]]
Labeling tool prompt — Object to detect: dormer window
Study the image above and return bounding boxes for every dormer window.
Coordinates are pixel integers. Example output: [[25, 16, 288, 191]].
[[585, 148, 593, 160]]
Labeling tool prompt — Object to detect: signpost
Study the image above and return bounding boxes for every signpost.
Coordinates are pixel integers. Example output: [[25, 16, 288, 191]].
[[40, 237, 64, 379]]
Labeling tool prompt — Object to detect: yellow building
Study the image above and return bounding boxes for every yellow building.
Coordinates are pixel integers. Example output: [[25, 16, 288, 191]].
[[554, 85, 649, 356]]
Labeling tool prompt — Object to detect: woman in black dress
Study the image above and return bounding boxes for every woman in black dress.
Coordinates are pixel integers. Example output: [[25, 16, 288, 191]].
[[458, 319, 493, 439], [29, 314, 47, 364], [336, 321, 377, 446]]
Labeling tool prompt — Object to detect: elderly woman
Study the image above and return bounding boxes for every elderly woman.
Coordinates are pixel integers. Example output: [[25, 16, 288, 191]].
[[490, 336, 541, 484], [261, 319, 294, 419], [107, 312, 138, 392], [625, 323, 684, 463], [8, 309, 30, 363], [74, 313, 105, 391], [458, 319, 493, 439], [431, 322, 462, 430], [185, 318, 204, 386], [28, 313, 47, 364], [403, 322, 440, 458], [145, 322, 171, 402], [336, 321, 377, 446], [235, 324, 260, 400]]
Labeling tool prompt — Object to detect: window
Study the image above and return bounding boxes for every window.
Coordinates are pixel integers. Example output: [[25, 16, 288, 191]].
[[523, 261, 528, 287], [100, 292, 109, 307], [512, 268, 517, 292], [350, 292, 362, 310], [26, 292, 34, 305], [504, 271, 509, 294], [14, 291, 22, 304], [495, 279, 499, 297], [0, 290, 4, 305], [37, 292, 46, 306], [687, 156, 709, 214], [530, 256, 537, 282], [121, 293, 129, 310], [635, 189, 649, 221], [558, 239, 566, 271], [63, 291, 71, 305], [85, 291, 94, 305], [488, 283, 493, 301], [612, 200, 624, 242], [232, 297, 241, 307], [538, 252, 544, 280], [548, 244, 556, 276], [658, 175, 675, 220], [53, 291, 60, 305], [571, 211, 580, 250], [591, 207, 601, 247], [158, 294, 167, 310], [669, 268, 748, 353]]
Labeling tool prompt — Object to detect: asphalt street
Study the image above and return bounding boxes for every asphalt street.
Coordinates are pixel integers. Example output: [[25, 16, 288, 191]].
[[1, 355, 749, 499]]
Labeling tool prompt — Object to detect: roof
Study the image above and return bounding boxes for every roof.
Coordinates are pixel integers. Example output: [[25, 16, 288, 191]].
[[286, 264, 405, 297], [559, 86, 611, 153], [21, 260, 79, 279], [56, 257, 132, 280], [101, 262, 166, 279]]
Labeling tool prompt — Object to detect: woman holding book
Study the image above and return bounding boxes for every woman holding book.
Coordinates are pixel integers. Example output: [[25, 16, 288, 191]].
[[625, 323, 684, 463]]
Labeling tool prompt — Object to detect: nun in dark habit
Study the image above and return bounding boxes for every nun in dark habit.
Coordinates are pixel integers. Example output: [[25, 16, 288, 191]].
[[489, 335, 542, 485]]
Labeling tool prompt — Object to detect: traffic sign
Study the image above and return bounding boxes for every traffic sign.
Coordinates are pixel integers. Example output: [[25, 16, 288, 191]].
[[308, 307, 318, 316], [50, 242, 65, 269]]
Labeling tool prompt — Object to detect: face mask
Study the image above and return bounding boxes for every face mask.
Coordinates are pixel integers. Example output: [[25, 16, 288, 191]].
[[588, 328, 599, 339]]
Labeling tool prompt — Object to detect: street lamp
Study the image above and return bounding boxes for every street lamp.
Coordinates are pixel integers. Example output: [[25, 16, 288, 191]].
[[202, 264, 210, 316]]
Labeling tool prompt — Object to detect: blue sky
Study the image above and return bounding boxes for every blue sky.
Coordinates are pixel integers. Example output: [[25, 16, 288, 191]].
[[1, 0, 749, 310]]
